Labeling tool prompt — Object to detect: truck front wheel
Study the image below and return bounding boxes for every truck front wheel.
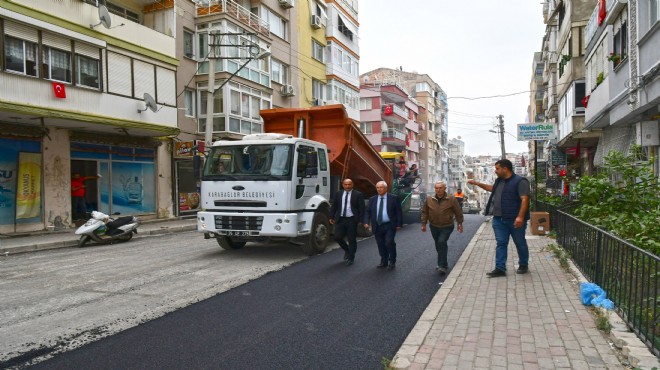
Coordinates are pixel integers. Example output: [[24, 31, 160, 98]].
[[301, 212, 330, 255], [216, 235, 246, 250]]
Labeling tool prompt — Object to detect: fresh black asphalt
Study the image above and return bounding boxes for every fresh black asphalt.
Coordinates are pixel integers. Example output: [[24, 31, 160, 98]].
[[29, 215, 485, 370]]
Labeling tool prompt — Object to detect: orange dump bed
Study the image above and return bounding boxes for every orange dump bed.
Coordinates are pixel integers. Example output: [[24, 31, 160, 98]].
[[260, 104, 391, 197]]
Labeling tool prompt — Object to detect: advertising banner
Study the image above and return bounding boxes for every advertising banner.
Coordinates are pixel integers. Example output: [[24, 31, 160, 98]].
[[517, 123, 554, 141], [16, 152, 42, 219]]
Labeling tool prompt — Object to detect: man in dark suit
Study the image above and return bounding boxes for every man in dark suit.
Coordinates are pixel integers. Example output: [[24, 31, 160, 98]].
[[329, 178, 365, 266], [364, 181, 403, 270]]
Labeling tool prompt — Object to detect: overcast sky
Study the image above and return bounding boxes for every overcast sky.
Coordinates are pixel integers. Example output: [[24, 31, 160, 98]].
[[358, 1, 546, 156]]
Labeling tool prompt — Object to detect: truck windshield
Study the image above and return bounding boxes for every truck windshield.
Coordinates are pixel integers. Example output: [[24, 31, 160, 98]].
[[203, 144, 294, 180]]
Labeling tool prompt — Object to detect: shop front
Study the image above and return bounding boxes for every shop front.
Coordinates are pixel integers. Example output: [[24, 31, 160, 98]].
[[173, 141, 201, 216]]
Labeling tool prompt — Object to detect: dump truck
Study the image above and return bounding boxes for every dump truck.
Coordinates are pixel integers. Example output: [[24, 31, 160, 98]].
[[197, 104, 413, 255]]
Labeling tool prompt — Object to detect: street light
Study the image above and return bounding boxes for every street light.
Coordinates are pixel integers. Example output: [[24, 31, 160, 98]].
[[203, 48, 271, 151]]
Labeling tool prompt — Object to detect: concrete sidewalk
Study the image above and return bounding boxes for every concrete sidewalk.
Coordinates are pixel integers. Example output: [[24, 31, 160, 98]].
[[0, 217, 197, 255], [391, 221, 660, 369]]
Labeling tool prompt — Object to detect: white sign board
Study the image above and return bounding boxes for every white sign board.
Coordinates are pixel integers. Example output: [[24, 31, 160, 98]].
[[517, 123, 554, 141]]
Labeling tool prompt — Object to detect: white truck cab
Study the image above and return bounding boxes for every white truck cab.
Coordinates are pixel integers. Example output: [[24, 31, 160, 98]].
[[197, 133, 333, 255]]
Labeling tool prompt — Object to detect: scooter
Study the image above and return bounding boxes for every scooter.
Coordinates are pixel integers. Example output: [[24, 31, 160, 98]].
[[75, 211, 140, 248]]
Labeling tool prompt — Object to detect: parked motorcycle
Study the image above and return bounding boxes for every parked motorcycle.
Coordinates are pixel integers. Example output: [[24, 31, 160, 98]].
[[75, 211, 140, 248]]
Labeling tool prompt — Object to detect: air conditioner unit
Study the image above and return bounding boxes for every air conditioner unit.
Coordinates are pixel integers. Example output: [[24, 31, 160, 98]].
[[280, 84, 294, 96], [311, 15, 322, 29], [278, 0, 294, 8]]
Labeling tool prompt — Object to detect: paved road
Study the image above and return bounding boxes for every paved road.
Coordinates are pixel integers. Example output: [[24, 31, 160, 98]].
[[9, 216, 484, 369]]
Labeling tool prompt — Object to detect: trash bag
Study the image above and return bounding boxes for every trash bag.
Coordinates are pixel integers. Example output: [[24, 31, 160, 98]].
[[580, 282, 602, 305], [580, 282, 615, 310], [591, 291, 615, 310]]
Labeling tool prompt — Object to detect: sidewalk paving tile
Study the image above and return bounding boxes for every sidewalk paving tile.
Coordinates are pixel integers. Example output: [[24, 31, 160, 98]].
[[392, 221, 628, 369]]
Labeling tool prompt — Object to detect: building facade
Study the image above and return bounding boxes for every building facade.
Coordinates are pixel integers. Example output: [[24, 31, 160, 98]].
[[359, 68, 448, 193], [0, 0, 179, 233], [582, 0, 659, 176]]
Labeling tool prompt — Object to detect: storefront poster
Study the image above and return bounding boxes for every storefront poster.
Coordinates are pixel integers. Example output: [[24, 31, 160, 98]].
[[179, 192, 200, 211], [0, 138, 41, 225], [16, 152, 42, 219], [105, 162, 156, 214]]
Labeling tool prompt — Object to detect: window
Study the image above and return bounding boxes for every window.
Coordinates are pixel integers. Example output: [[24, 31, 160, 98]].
[[652, 0, 660, 24], [183, 29, 194, 58], [42, 46, 72, 83], [312, 79, 325, 103], [76, 54, 99, 88], [337, 16, 353, 41], [261, 6, 287, 40], [312, 40, 324, 62], [184, 89, 195, 117], [271, 59, 289, 85], [359, 97, 371, 110], [4, 36, 37, 77], [612, 10, 628, 67], [360, 122, 372, 134]]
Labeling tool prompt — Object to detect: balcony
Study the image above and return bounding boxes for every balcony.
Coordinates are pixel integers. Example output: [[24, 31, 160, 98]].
[[381, 104, 407, 124], [196, 0, 270, 38], [381, 129, 407, 146]]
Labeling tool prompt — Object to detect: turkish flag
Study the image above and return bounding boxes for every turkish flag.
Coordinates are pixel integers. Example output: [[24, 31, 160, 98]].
[[52, 82, 66, 99], [598, 0, 606, 25], [383, 105, 393, 115], [582, 95, 590, 108]]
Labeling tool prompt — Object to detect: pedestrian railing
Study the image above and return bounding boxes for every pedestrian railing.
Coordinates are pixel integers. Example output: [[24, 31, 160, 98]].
[[556, 210, 660, 357]]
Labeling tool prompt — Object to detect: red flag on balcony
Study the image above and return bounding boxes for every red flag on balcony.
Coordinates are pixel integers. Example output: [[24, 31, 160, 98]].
[[383, 104, 393, 115], [598, 0, 606, 25], [582, 95, 590, 108], [52, 82, 66, 99]]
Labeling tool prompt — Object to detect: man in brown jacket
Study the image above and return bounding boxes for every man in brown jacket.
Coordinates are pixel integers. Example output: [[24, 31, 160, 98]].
[[421, 181, 464, 274]]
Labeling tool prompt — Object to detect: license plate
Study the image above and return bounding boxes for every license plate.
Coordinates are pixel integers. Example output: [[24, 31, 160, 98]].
[[227, 231, 249, 236]]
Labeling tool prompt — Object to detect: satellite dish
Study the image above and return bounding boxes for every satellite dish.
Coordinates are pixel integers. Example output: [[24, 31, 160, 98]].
[[137, 93, 158, 113], [90, 5, 112, 29]]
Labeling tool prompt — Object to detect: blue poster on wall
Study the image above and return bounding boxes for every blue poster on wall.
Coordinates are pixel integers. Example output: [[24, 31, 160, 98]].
[[0, 138, 41, 226], [110, 162, 155, 214]]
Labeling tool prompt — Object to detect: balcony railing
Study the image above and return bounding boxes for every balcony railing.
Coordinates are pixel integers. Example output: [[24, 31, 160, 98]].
[[392, 104, 407, 119], [196, 0, 270, 37], [381, 129, 407, 142]]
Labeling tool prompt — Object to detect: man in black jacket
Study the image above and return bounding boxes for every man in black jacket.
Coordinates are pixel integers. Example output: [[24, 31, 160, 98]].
[[329, 178, 365, 265]]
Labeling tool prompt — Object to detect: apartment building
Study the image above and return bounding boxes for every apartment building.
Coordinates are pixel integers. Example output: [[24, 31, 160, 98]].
[[0, 0, 179, 233], [540, 0, 601, 180], [314, 0, 360, 120], [359, 68, 448, 193], [358, 80, 421, 171], [167, 0, 361, 215], [582, 0, 659, 176], [447, 137, 466, 194]]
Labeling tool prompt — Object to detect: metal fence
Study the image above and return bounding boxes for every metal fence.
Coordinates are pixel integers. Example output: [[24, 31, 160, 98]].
[[556, 210, 660, 357]]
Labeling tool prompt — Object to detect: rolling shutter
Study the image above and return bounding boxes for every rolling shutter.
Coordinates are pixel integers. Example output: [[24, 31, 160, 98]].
[[42, 32, 71, 51], [156, 66, 175, 106], [4, 21, 38, 43], [133, 59, 155, 100], [107, 52, 132, 96], [75, 42, 100, 59]]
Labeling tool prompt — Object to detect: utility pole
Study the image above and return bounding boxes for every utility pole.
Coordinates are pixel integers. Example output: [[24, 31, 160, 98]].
[[496, 114, 506, 159], [204, 32, 219, 152]]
